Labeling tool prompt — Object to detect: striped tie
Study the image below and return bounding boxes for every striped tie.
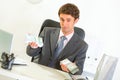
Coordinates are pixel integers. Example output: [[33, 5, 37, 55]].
[[49, 36, 66, 67], [54, 36, 67, 58]]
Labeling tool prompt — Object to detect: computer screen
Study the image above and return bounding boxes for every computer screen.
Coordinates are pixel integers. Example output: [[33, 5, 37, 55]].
[[0, 29, 13, 56]]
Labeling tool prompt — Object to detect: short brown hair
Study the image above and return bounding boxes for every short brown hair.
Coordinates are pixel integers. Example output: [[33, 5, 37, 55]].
[[58, 3, 80, 19]]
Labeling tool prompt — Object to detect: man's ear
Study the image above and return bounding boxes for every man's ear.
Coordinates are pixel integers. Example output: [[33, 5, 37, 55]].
[[74, 18, 79, 24]]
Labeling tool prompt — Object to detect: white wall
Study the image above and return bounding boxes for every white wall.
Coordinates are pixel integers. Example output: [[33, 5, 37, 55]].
[[0, 0, 120, 79]]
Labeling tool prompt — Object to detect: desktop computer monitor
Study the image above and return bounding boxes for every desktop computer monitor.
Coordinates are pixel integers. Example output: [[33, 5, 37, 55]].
[[0, 29, 13, 57]]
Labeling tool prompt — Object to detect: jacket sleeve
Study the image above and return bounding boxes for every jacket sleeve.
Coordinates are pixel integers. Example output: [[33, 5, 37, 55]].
[[75, 44, 88, 75], [26, 45, 42, 57], [68, 42, 88, 75], [26, 27, 46, 57]]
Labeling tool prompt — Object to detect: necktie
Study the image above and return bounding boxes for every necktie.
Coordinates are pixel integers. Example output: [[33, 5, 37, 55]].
[[54, 36, 67, 58], [48, 36, 66, 67]]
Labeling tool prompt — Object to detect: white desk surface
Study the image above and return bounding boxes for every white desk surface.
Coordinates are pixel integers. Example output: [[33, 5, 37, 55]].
[[0, 58, 72, 80]]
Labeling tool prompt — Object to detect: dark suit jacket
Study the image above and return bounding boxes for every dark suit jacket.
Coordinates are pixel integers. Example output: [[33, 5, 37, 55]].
[[26, 27, 88, 75]]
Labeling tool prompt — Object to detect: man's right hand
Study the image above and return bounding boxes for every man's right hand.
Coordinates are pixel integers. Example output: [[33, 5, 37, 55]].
[[29, 42, 39, 49]]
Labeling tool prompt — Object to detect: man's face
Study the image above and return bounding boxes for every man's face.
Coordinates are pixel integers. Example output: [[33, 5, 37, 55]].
[[59, 14, 78, 35]]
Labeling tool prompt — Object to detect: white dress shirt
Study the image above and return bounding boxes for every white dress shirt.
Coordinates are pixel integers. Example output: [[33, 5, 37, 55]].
[[58, 29, 74, 48]]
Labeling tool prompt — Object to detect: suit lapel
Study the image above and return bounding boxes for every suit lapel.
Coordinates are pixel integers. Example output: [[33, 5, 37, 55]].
[[50, 28, 60, 55], [58, 33, 79, 59]]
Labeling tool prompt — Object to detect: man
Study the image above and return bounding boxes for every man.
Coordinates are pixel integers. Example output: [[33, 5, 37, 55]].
[[26, 3, 88, 75]]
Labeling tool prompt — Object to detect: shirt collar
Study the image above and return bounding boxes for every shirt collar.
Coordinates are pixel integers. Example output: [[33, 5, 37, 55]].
[[59, 29, 74, 41]]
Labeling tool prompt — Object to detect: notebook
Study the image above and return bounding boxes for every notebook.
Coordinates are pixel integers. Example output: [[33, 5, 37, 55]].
[[0, 29, 13, 57]]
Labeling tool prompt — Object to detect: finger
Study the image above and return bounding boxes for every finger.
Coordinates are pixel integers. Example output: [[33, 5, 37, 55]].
[[29, 42, 38, 48], [61, 64, 69, 72]]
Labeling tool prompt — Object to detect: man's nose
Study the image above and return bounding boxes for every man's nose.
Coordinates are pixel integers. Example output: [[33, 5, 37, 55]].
[[62, 21, 67, 26]]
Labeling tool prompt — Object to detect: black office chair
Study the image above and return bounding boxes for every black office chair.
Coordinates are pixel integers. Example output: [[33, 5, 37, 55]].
[[39, 19, 85, 40], [31, 19, 85, 62]]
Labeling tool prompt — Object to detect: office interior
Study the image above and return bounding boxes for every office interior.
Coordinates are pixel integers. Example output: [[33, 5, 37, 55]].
[[0, 0, 120, 80]]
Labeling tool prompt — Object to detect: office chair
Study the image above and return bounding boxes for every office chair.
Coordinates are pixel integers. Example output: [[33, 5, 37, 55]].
[[31, 19, 85, 62], [94, 54, 118, 80], [39, 19, 85, 40]]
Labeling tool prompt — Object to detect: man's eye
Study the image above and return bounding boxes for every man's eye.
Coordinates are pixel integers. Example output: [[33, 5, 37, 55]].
[[67, 19, 71, 22], [60, 19, 64, 22]]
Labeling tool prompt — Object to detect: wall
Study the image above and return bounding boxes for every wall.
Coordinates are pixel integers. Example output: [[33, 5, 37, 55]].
[[0, 0, 120, 79]]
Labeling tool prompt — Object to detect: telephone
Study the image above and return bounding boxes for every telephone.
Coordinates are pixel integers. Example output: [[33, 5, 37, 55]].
[[1, 52, 15, 70]]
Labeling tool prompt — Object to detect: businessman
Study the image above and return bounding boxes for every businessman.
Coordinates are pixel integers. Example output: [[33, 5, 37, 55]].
[[26, 3, 88, 75]]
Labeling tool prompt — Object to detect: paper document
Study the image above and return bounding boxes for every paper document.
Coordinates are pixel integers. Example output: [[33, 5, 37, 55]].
[[26, 34, 43, 47], [13, 57, 27, 65]]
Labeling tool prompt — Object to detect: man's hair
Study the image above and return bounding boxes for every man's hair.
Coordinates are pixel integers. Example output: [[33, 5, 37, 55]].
[[58, 3, 80, 19]]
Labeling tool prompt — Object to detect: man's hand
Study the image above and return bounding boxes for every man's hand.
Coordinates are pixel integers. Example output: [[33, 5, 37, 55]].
[[60, 63, 69, 72], [29, 42, 39, 48]]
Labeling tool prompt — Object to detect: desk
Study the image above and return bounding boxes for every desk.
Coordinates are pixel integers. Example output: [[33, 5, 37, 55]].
[[0, 58, 71, 80]]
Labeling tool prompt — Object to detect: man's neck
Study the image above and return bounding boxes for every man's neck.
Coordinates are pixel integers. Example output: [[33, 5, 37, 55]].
[[62, 29, 74, 36]]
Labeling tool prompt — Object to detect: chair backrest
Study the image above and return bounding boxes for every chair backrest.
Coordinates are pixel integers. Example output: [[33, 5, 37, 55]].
[[31, 19, 85, 62], [94, 54, 118, 80], [39, 19, 85, 40]]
